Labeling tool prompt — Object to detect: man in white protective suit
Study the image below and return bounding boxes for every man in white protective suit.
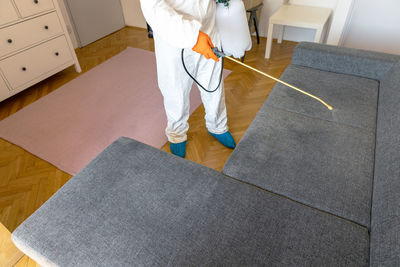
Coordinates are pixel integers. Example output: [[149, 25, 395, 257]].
[[140, 0, 236, 158]]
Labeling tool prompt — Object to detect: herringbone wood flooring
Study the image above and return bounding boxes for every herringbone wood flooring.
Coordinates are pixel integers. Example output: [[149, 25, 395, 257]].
[[0, 27, 297, 265], [14, 255, 41, 267]]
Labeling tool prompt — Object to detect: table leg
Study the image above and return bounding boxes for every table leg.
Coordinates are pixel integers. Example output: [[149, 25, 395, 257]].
[[248, 12, 254, 32], [314, 28, 323, 43], [277, 25, 285, 44], [265, 23, 274, 59], [253, 15, 260, 44]]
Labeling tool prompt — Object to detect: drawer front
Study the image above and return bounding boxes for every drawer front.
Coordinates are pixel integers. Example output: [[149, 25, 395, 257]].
[[0, 36, 73, 89], [0, 0, 19, 26], [0, 12, 63, 57], [14, 0, 54, 18]]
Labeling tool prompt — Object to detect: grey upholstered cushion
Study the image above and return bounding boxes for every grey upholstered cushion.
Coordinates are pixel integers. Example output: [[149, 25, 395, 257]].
[[223, 105, 375, 228], [267, 65, 379, 131], [12, 137, 369, 266], [292, 42, 400, 81], [370, 62, 400, 266]]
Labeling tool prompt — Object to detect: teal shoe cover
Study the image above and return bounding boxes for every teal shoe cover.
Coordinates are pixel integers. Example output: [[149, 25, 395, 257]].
[[170, 141, 187, 158], [209, 131, 236, 149]]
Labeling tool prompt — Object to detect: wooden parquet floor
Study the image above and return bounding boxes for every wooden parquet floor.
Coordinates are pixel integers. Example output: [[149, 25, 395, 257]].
[[14, 255, 41, 267], [0, 27, 297, 240]]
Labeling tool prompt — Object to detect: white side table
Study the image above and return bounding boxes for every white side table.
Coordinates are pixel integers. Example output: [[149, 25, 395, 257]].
[[265, 5, 332, 59]]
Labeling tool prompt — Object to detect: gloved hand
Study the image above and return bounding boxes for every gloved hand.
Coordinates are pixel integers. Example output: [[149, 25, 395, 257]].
[[192, 31, 219, 62]]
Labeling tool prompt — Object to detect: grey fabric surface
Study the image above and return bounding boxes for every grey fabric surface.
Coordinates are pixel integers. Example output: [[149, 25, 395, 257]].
[[292, 42, 399, 81], [370, 220, 400, 267], [223, 105, 375, 228], [267, 65, 379, 131], [12, 137, 370, 266], [370, 62, 400, 266]]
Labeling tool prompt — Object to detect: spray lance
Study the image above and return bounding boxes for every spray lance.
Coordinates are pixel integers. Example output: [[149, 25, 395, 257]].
[[213, 48, 333, 110]]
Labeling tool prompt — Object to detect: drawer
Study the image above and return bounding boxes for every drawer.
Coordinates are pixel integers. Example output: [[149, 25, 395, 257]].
[[0, 75, 10, 100], [0, 0, 19, 26], [0, 35, 73, 89], [14, 0, 54, 18], [0, 12, 63, 57]]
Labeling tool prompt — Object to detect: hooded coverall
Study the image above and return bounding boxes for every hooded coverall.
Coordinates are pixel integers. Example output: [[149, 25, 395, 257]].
[[140, 0, 228, 144]]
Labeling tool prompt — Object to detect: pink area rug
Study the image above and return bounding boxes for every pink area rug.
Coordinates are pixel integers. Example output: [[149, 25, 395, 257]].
[[0, 47, 230, 175]]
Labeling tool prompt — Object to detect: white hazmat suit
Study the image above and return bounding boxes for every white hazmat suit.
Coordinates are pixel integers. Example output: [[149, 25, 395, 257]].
[[140, 0, 228, 144]]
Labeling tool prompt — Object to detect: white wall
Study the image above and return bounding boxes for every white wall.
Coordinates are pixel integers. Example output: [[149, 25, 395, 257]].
[[258, 0, 353, 45], [70, 0, 354, 48], [342, 0, 400, 55], [58, 0, 79, 48], [60, 0, 148, 48], [326, 0, 354, 45], [59, 0, 140, 48], [120, 0, 146, 28]]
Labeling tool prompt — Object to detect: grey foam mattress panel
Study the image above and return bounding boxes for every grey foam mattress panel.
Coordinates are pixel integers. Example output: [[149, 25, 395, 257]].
[[266, 64, 379, 131], [370, 61, 400, 266], [223, 96, 376, 228], [292, 42, 400, 81], [13, 137, 369, 266]]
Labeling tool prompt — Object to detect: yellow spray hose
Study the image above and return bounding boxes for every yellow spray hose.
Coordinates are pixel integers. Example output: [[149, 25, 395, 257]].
[[224, 56, 333, 111]]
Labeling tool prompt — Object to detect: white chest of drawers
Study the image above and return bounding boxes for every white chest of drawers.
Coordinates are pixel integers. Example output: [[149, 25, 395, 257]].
[[0, 0, 81, 102]]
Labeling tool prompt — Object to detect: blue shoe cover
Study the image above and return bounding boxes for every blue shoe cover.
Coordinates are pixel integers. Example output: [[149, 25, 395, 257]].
[[170, 141, 186, 158], [209, 131, 236, 149]]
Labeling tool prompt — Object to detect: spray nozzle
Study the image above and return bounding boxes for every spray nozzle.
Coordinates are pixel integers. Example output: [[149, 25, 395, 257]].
[[212, 48, 226, 58]]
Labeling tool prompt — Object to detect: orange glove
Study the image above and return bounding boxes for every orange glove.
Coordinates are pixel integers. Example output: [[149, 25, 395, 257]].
[[192, 31, 219, 62]]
